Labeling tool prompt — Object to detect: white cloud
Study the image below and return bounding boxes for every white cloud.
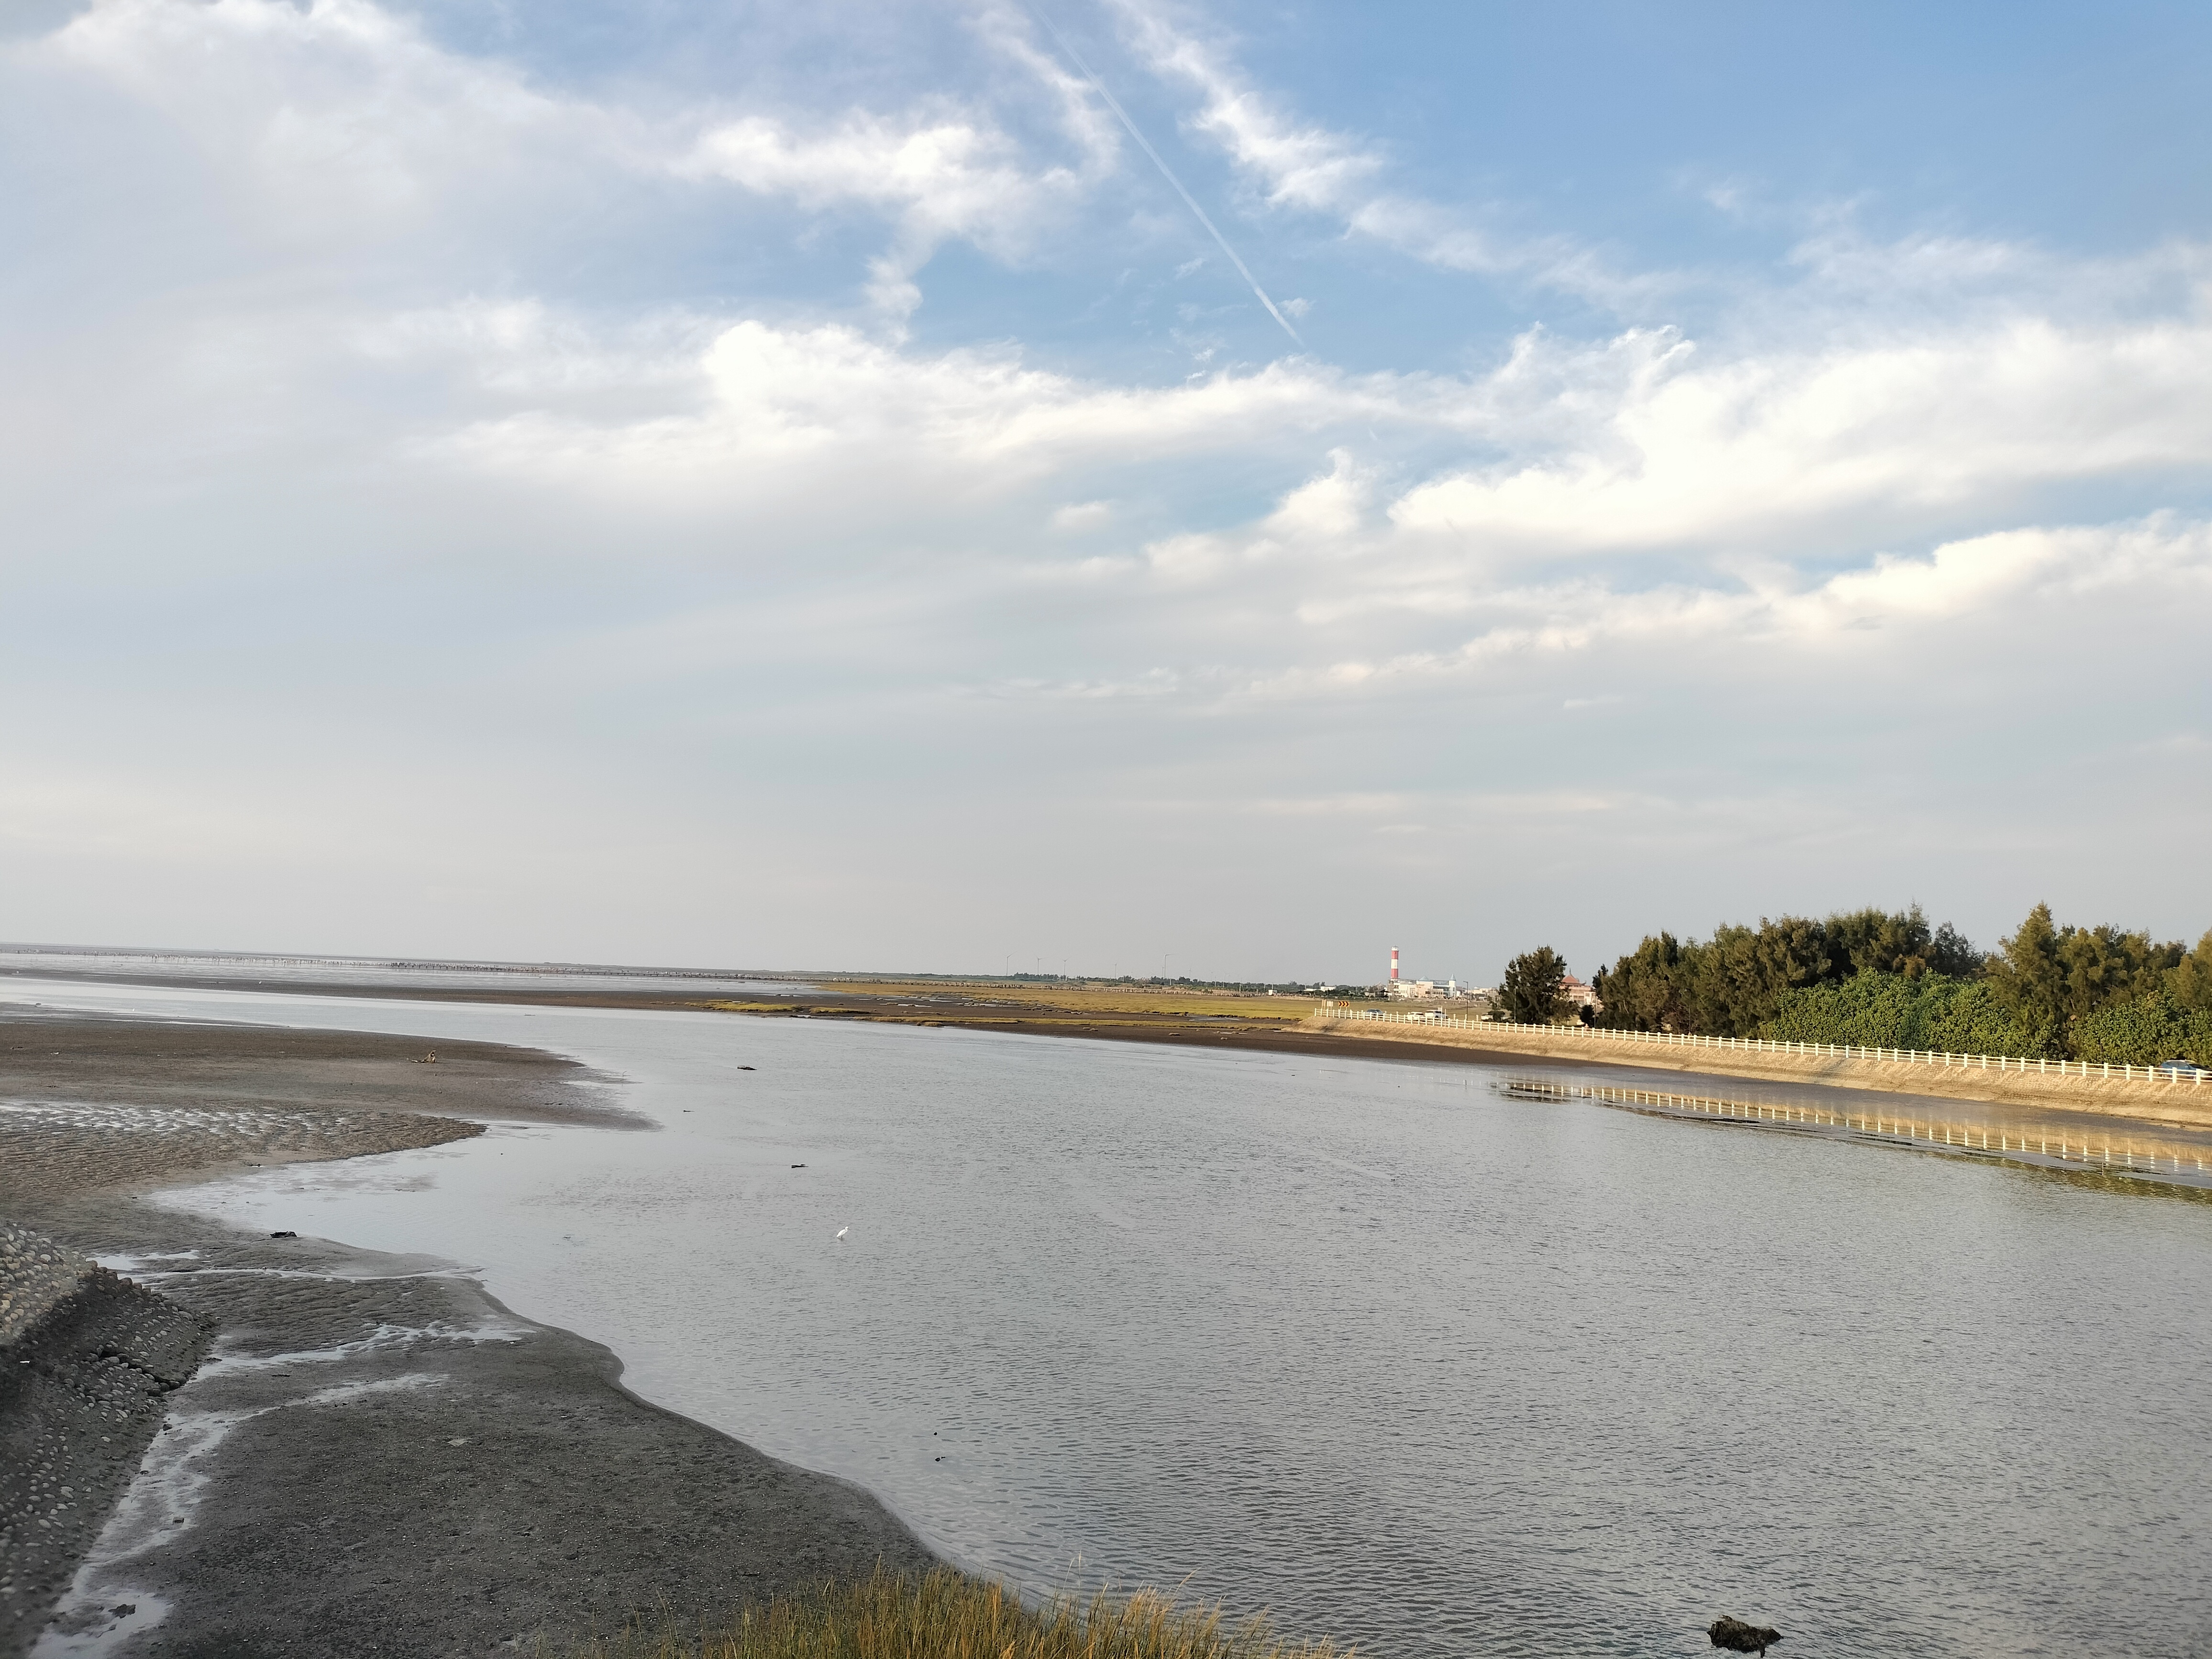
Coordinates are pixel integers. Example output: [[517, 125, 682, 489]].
[[1051, 500, 1117, 531], [1185, 513, 2212, 708], [41, 0, 596, 234], [1107, 0, 1379, 215], [33, 0, 1115, 327], [354, 299, 716, 397], [1105, 0, 1649, 303], [426, 319, 1433, 498], [354, 277, 2212, 705], [680, 111, 1050, 228], [677, 106, 1094, 324], [1388, 314, 2212, 556]]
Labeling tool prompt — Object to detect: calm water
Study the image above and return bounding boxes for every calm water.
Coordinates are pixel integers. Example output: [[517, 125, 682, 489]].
[[11, 977, 2211, 1658]]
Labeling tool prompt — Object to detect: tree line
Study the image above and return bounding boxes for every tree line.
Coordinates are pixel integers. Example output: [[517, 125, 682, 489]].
[[1498, 904, 2212, 1064]]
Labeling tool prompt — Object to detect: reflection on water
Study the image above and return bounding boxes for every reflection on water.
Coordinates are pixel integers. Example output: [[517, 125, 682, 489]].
[[9, 975, 2212, 1659], [1499, 1076, 2212, 1191]]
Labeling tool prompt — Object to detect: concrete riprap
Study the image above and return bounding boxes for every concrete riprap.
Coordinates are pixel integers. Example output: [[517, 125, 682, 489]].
[[0, 1228, 209, 1659]]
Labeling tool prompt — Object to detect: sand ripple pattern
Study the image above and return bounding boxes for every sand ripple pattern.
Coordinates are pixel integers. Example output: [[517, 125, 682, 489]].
[[0, 1099, 478, 1196]]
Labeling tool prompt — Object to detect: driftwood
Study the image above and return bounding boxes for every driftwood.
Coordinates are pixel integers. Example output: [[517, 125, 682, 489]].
[[1709, 1616, 1783, 1655]]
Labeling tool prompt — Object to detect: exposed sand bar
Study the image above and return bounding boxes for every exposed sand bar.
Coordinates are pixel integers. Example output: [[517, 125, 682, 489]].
[[0, 1008, 930, 1658], [1299, 1014, 2212, 1129]]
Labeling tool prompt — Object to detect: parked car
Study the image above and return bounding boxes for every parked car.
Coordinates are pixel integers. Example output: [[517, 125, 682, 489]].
[[2156, 1058, 2206, 1076]]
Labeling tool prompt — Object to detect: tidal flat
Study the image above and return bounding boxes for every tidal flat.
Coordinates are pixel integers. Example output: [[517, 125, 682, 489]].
[[0, 1006, 928, 1658]]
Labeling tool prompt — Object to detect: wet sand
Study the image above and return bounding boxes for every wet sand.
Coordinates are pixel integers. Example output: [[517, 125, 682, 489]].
[[0, 1011, 931, 1658]]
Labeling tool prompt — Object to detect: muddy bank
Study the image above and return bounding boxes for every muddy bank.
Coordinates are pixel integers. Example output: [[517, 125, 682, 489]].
[[0, 1010, 933, 1657], [25, 1206, 934, 1659]]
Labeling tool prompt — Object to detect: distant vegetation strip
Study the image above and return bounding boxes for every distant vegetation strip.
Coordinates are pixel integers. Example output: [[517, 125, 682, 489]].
[[1320, 1006, 2206, 1087], [567, 1566, 1347, 1659], [1500, 904, 2212, 1066]]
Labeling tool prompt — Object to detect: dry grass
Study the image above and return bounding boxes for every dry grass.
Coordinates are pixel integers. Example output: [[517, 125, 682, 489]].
[[570, 1566, 1349, 1659], [822, 981, 1307, 1021]]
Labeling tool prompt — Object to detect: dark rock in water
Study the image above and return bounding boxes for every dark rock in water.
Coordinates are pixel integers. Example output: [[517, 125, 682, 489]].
[[1709, 1616, 1783, 1655]]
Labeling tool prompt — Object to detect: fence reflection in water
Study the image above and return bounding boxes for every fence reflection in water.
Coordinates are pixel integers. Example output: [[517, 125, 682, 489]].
[[1499, 1075, 2212, 1189]]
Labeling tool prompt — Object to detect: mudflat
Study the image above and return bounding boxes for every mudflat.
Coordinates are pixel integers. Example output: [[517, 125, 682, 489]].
[[0, 1009, 931, 1658]]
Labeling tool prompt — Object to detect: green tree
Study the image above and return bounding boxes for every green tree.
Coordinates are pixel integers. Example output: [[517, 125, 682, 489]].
[[1825, 905, 1936, 977], [1929, 982, 2059, 1057], [1594, 907, 1980, 1038], [1500, 947, 1571, 1025], [2169, 929, 2212, 1012], [1762, 972, 2055, 1056], [1987, 902, 2181, 1051], [1816, 904, 1980, 980], [1928, 921, 1983, 979], [2055, 924, 2169, 1020], [1986, 903, 2067, 1033], [1592, 933, 1690, 1031], [2073, 991, 2212, 1067], [1682, 917, 1839, 1035], [1765, 974, 1952, 1049]]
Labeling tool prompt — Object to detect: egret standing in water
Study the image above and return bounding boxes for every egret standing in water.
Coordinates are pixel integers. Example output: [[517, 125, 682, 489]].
[[835, 1226, 849, 1241]]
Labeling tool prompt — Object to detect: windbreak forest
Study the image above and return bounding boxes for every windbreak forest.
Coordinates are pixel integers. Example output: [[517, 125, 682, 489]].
[[1585, 905, 2212, 1065]]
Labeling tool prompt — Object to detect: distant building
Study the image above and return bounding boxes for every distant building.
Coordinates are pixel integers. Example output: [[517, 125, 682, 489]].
[[1559, 974, 1601, 1012]]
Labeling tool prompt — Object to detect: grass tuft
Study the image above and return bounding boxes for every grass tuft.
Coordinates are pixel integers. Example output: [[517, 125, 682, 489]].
[[570, 1566, 1350, 1659]]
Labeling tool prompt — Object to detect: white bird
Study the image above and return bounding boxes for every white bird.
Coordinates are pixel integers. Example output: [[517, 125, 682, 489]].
[[835, 1226, 849, 1241]]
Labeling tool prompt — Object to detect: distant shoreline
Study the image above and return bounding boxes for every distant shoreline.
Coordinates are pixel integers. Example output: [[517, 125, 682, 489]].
[[13, 956, 2211, 1137]]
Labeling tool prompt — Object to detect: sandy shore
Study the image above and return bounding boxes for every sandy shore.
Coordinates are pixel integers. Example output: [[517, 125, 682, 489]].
[[0, 1009, 931, 1658]]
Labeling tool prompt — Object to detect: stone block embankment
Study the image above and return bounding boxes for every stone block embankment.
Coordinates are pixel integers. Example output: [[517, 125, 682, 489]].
[[1300, 1016, 2212, 1129], [0, 1224, 209, 1659]]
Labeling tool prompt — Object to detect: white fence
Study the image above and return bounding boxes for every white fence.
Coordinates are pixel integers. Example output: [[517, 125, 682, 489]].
[[1312, 1003, 2207, 1086]]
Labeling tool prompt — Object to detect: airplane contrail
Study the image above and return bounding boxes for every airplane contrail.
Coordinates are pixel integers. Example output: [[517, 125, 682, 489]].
[[1033, 8, 1304, 349]]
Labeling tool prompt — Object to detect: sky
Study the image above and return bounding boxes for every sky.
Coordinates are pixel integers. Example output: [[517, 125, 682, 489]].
[[3, 0, 2209, 985]]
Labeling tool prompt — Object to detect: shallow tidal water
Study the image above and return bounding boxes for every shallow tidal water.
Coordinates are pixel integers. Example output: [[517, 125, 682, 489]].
[[12, 977, 2212, 1658]]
